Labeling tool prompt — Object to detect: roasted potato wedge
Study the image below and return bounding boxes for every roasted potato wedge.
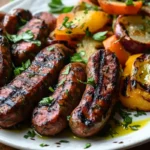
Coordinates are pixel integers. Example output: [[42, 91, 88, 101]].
[[76, 37, 103, 61]]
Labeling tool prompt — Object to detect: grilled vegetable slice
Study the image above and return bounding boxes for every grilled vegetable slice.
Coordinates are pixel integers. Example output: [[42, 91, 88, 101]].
[[54, 10, 110, 37], [76, 37, 103, 62], [115, 15, 150, 54], [119, 54, 150, 111], [98, 0, 142, 15]]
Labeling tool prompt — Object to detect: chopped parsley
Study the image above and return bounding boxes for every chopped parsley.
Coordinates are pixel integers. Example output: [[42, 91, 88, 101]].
[[134, 110, 147, 117], [62, 65, 70, 75], [14, 59, 31, 76], [47, 46, 54, 51], [48, 0, 74, 14], [40, 143, 49, 147], [39, 97, 54, 105], [126, 0, 134, 6], [71, 51, 87, 64], [6, 30, 41, 46], [84, 143, 91, 149], [58, 78, 66, 87], [130, 125, 141, 131], [59, 140, 69, 143], [93, 31, 108, 41], [85, 27, 92, 37], [62, 16, 73, 29], [49, 86, 55, 92], [24, 129, 36, 139], [67, 115, 71, 121], [119, 108, 132, 129], [78, 77, 95, 86]]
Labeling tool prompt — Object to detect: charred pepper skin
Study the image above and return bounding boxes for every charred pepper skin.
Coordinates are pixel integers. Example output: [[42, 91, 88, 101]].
[[32, 63, 86, 136], [0, 44, 73, 128], [69, 49, 119, 137]]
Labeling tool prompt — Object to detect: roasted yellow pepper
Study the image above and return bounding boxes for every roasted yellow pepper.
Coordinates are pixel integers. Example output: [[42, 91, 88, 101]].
[[119, 54, 150, 111], [54, 10, 110, 36]]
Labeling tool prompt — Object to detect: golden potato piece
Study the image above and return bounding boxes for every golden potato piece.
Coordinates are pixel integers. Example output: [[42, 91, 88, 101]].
[[76, 37, 103, 61]]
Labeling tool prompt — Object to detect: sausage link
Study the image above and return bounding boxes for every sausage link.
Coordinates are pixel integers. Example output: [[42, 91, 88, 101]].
[[34, 12, 56, 32], [0, 25, 12, 86], [69, 49, 119, 137], [12, 18, 49, 65], [2, 9, 32, 34], [32, 63, 86, 136], [0, 12, 6, 23], [0, 44, 73, 128]]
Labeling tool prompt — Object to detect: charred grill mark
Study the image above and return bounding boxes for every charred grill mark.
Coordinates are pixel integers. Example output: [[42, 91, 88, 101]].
[[32, 63, 86, 135], [121, 76, 130, 97], [0, 26, 12, 86], [0, 44, 71, 128]]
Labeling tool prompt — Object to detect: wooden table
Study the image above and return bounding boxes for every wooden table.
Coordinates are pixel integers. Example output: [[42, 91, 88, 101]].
[[0, 0, 149, 150]]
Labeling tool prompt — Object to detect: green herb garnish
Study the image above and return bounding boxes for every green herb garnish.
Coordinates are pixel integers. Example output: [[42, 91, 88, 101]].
[[24, 129, 36, 139], [40, 143, 49, 147], [48, 0, 74, 14], [84, 143, 91, 149], [78, 77, 95, 86], [62, 16, 74, 29], [126, 0, 134, 6], [49, 86, 55, 92], [71, 51, 87, 64], [62, 65, 70, 75], [130, 125, 141, 131], [39, 97, 54, 105], [14, 59, 31, 76], [85, 27, 92, 37], [6, 30, 41, 46], [59, 140, 69, 143], [67, 115, 71, 121], [134, 110, 147, 117], [58, 78, 66, 87], [93, 31, 108, 41]]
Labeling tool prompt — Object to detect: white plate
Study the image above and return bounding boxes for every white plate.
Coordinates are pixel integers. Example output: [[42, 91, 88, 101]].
[[0, 0, 150, 150]]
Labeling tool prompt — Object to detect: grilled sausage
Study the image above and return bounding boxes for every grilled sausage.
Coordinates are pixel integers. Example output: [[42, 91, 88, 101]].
[[12, 18, 49, 65], [0, 44, 73, 128], [32, 63, 86, 136], [69, 49, 119, 137], [3, 9, 32, 34], [0, 25, 12, 86], [0, 12, 6, 23], [34, 12, 56, 32]]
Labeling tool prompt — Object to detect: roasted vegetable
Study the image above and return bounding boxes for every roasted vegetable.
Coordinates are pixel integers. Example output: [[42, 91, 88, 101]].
[[98, 0, 142, 15], [76, 37, 103, 61], [103, 35, 130, 66], [115, 15, 150, 54], [54, 10, 110, 37], [119, 54, 150, 111]]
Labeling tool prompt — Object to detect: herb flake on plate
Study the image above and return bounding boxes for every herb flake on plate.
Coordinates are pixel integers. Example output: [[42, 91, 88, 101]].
[[40, 143, 49, 147], [84, 143, 91, 149], [24, 129, 36, 139]]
